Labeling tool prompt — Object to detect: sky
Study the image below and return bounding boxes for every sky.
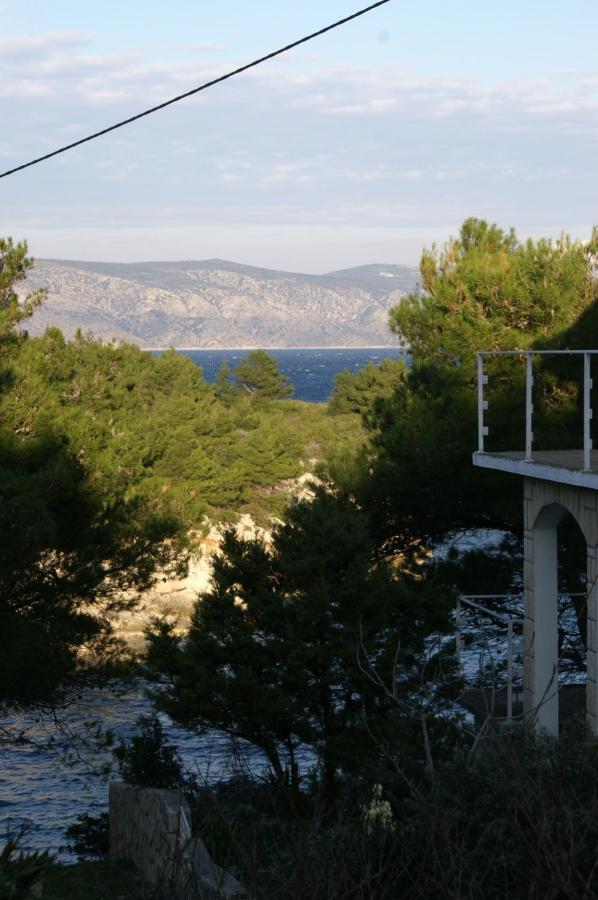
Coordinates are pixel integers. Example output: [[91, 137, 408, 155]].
[[1, 0, 597, 272]]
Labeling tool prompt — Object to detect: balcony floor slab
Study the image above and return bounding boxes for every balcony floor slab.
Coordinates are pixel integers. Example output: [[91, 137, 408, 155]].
[[473, 450, 598, 489]]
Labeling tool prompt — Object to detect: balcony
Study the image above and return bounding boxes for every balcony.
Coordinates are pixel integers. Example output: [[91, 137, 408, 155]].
[[472, 350, 598, 489]]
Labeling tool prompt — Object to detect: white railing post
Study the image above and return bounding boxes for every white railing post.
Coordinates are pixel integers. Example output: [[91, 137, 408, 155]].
[[455, 596, 463, 656], [525, 353, 533, 461], [477, 348, 597, 472], [477, 353, 488, 452], [584, 352, 592, 471]]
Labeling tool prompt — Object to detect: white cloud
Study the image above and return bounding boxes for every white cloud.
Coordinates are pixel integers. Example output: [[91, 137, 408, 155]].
[[0, 31, 92, 56], [1, 31, 597, 267], [169, 42, 230, 54]]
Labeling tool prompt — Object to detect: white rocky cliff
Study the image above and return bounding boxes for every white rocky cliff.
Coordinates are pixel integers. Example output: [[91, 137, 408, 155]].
[[114, 474, 321, 650]]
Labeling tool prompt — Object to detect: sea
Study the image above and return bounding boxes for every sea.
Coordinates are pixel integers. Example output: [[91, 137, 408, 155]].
[[0, 346, 403, 859], [155, 346, 405, 403]]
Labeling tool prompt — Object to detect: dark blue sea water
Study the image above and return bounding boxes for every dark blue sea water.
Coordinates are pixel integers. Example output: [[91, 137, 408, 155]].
[[158, 347, 405, 404], [1, 683, 296, 861]]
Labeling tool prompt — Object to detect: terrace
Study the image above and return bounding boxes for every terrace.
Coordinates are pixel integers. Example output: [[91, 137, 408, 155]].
[[472, 349, 598, 489], [471, 348, 598, 734]]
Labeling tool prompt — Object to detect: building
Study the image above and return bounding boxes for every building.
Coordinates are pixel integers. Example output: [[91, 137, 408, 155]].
[[473, 349, 598, 735]]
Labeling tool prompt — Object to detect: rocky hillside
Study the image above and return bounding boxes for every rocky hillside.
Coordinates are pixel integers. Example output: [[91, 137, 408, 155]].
[[21, 258, 420, 348]]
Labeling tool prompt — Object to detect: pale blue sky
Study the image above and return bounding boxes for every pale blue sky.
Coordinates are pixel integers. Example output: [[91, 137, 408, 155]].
[[1, 1, 597, 270], [4, 1, 598, 79]]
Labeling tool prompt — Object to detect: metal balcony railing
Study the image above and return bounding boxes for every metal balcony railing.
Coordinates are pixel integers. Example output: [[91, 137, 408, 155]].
[[477, 350, 598, 470], [455, 592, 586, 723], [456, 594, 523, 721]]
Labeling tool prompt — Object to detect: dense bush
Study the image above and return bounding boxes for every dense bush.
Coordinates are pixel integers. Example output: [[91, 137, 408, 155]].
[[63, 813, 109, 862], [0, 315, 362, 703], [328, 357, 407, 416], [2, 332, 362, 527], [185, 728, 598, 900], [112, 715, 183, 789]]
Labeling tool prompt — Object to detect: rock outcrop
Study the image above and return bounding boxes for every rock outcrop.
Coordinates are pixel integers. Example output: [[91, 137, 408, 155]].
[[114, 475, 321, 650]]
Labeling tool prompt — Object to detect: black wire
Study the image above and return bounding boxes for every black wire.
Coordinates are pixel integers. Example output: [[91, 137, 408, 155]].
[[0, 0, 391, 181]]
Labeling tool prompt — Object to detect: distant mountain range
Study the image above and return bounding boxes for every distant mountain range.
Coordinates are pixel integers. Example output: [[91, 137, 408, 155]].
[[21, 258, 420, 348]]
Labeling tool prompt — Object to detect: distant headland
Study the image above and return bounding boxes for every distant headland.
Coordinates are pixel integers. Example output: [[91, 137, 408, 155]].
[[21, 258, 419, 349]]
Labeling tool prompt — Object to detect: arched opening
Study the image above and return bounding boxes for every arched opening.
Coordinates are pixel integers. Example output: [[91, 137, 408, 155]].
[[557, 513, 587, 728], [526, 503, 588, 734]]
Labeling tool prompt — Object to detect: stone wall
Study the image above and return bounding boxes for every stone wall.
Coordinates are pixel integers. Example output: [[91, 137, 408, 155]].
[[109, 782, 246, 899]]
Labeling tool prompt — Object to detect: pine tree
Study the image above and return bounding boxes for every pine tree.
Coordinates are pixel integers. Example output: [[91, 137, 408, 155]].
[[234, 349, 294, 400], [146, 490, 455, 811]]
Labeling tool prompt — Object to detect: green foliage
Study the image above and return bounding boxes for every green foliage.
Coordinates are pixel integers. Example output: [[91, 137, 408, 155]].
[[0, 250, 191, 705], [391, 217, 598, 369], [0, 237, 46, 346], [0, 244, 364, 704], [146, 490, 457, 809], [0, 833, 53, 900], [336, 220, 598, 559], [0, 417, 186, 707], [63, 814, 109, 862], [112, 715, 183, 789], [328, 357, 407, 415], [234, 349, 294, 400], [335, 365, 522, 559], [214, 359, 237, 402], [2, 333, 356, 529]]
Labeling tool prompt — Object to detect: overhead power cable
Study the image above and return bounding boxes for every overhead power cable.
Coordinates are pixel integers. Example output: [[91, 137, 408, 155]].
[[0, 0, 391, 180]]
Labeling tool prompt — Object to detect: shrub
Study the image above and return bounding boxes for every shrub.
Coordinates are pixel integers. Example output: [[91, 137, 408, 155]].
[[63, 813, 109, 862], [398, 726, 598, 899], [181, 727, 598, 899], [0, 830, 53, 900], [112, 715, 183, 789]]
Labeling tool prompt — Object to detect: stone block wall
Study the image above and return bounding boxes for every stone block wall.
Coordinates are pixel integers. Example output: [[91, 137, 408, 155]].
[[109, 782, 246, 899]]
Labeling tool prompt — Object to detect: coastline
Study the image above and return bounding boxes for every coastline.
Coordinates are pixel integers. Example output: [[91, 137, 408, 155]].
[[144, 345, 404, 352]]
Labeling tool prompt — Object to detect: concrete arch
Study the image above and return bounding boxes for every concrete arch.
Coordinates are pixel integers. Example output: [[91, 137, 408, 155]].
[[533, 500, 592, 547], [524, 479, 598, 735]]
